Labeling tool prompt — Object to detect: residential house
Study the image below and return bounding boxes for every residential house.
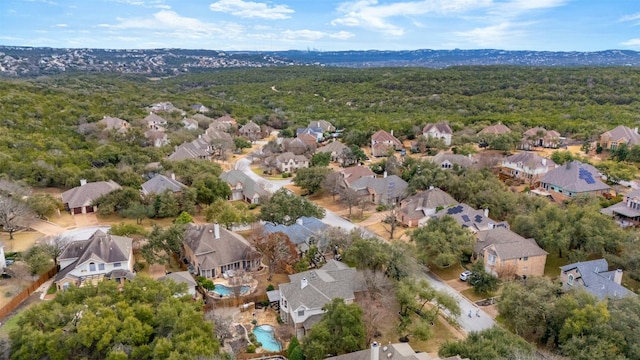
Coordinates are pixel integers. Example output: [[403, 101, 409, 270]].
[[282, 138, 312, 155], [560, 259, 635, 300], [478, 123, 511, 136], [433, 204, 509, 233], [601, 189, 640, 227], [296, 127, 324, 142], [326, 341, 469, 360], [144, 113, 168, 131], [316, 141, 348, 163], [540, 160, 610, 199], [500, 152, 556, 184], [239, 121, 263, 139], [275, 152, 309, 173], [308, 120, 335, 133], [519, 127, 561, 150], [398, 187, 458, 227], [349, 174, 408, 205], [213, 114, 238, 130], [371, 130, 403, 157], [339, 166, 376, 188], [204, 129, 235, 153], [55, 230, 134, 290], [62, 180, 122, 215], [279, 260, 365, 339], [423, 122, 453, 146], [168, 138, 212, 161], [263, 217, 329, 252], [141, 174, 186, 196], [430, 153, 474, 169], [475, 227, 547, 278], [149, 102, 181, 114], [98, 116, 129, 133], [599, 125, 640, 151], [298, 133, 318, 147], [183, 223, 262, 279], [220, 170, 269, 204], [159, 271, 198, 298], [144, 129, 169, 148], [190, 103, 210, 113], [182, 117, 199, 130]]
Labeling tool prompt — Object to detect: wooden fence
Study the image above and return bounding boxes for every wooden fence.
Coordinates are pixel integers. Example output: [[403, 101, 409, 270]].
[[209, 293, 269, 308], [0, 266, 58, 320]]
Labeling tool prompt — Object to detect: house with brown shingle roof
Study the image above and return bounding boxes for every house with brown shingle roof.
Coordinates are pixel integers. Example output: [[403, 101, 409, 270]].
[[308, 120, 335, 132], [399, 187, 458, 227], [338, 166, 376, 187], [371, 130, 403, 157], [183, 223, 261, 279], [316, 141, 348, 163], [55, 230, 134, 290], [62, 180, 122, 215], [478, 123, 511, 136], [98, 116, 129, 133], [599, 125, 640, 151], [519, 127, 561, 150], [297, 133, 318, 147], [475, 227, 547, 278], [144, 113, 167, 131], [275, 152, 309, 173], [239, 121, 263, 139], [430, 152, 474, 169], [423, 122, 453, 146]]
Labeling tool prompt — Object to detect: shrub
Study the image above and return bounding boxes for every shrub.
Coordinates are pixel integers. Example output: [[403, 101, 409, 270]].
[[266, 284, 275, 291], [248, 203, 259, 210], [376, 205, 386, 212], [260, 300, 270, 307], [133, 262, 145, 272], [246, 344, 257, 353], [251, 319, 258, 325], [282, 172, 290, 178]]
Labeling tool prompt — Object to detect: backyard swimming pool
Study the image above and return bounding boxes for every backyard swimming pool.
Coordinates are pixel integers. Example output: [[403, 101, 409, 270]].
[[212, 284, 250, 296], [253, 325, 281, 352]]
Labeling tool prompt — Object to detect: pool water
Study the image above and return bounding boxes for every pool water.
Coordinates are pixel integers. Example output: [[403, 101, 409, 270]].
[[253, 325, 281, 352], [212, 284, 250, 296]]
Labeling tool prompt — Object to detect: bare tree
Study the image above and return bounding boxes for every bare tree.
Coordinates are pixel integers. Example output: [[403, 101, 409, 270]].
[[340, 187, 362, 219], [252, 230, 298, 280], [43, 235, 67, 266], [0, 195, 33, 240], [359, 292, 396, 344], [381, 207, 400, 240], [205, 312, 234, 346], [321, 172, 343, 202]]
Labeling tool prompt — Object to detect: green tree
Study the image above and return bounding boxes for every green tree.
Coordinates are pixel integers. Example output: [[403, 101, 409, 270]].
[[174, 211, 194, 224], [153, 191, 180, 218], [22, 244, 55, 275], [121, 203, 155, 225], [234, 137, 252, 151], [302, 298, 366, 360], [311, 152, 331, 167], [10, 276, 217, 360], [293, 167, 331, 195], [439, 327, 534, 360], [411, 216, 474, 268], [93, 187, 142, 216], [108, 222, 148, 237], [204, 199, 255, 229], [140, 224, 185, 265], [0, 195, 33, 240], [260, 188, 325, 225], [26, 193, 61, 219], [193, 174, 231, 205], [469, 261, 499, 294], [595, 160, 636, 183]]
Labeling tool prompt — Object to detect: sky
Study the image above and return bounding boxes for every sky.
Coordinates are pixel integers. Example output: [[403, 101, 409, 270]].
[[1, 0, 640, 52]]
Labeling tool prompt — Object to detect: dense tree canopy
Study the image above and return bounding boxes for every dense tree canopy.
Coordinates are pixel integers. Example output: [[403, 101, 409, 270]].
[[259, 188, 325, 225], [411, 216, 475, 268]]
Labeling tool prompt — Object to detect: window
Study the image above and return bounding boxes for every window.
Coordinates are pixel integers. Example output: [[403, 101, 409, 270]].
[[523, 256, 529, 261], [568, 274, 574, 286], [114, 262, 121, 268], [89, 262, 96, 272], [98, 264, 105, 271], [488, 254, 496, 265], [298, 309, 305, 317]]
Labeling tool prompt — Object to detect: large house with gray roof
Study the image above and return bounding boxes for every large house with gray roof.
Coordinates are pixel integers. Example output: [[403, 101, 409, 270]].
[[399, 187, 458, 227], [433, 204, 508, 233], [55, 230, 134, 290], [316, 141, 348, 163], [475, 227, 547, 278], [600, 125, 640, 151], [540, 160, 610, 200], [168, 137, 212, 161], [141, 174, 186, 196], [62, 180, 122, 215], [278, 260, 365, 339], [430, 153, 474, 170], [500, 152, 556, 184], [159, 271, 198, 298], [601, 189, 640, 227], [519, 127, 561, 150], [327, 342, 468, 360], [349, 174, 408, 206], [263, 217, 328, 252], [560, 259, 635, 300], [183, 223, 261, 279], [220, 170, 269, 204]]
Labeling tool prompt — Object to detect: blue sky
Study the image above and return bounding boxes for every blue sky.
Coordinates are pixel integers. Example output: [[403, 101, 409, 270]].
[[1, 0, 639, 51]]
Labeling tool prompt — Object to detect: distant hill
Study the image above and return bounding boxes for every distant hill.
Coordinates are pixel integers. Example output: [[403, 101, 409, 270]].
[[1, 46, 639, 77]]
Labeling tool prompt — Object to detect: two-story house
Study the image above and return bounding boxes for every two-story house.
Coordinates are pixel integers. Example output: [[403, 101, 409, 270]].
[[144, 113, 168, 131], [601, 189, 640, 227], [560, 259, 635, 300], [519, 127, 561, 150], [263, 217, 328, 252], [183, 223, 262, 279], [279, 260, 365, 339], [239, 121, 263, 139], [430, 153, 474, 170], [168, 138, 212, 161], [348, 174, 408, 206], [422, 122, 453, 146], [55, 230, 134, 290], [540, 160, 610, 200], [599, 125, 640, 151], [275, 152, 309, 173], [339, 166, 376, 188], [316, 141, 348, 163], [296, 127, 324, 142], [220, 170, 269, 204], [500, 152, 556, 184], [371, 130, 403, 157], [398, 187, 458, 227], [432, 204, 509, 233]]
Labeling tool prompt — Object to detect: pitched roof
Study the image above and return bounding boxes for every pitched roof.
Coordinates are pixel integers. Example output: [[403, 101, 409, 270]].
[[399, 188, 458, 220], [220, 170, 269, 199], [434, 203, 508, 232], [476, 227, 547, 259], [523, 127, 560, 138], [327, 343, 437, 360], [371, 130, 402, 146], [159, 271, 197, 287], [183, 223, 260, 269], [141, 174, 186, 195], [98, 116, 129, 131], [182, 117, 199, 128], [168, 139, 211, 160], [602, 125, 640, 147], [61, 180, 122, 208], [276, 152, 308, 163], [349, 175, 408, 200], [308, 120, 335, 131], [298, 133, 318, 146], [503, 152, 556, 170], [263, 217, 328, 249], [144, 113, 167, 125], [560, 259, 635, 300], [316, 141, 347, 154], [478, 123, 511, 135], [340, 166, 376, 186], [239, 121, 261, 132], [431, 153, 474, 168], [423, 122, 453, 135], [280, 260, 361, 312], [541, 160, 610, 193]]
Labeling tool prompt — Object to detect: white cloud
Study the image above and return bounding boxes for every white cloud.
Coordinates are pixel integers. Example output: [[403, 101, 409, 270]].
[[330, 31, 355, 40], [281, 30, 325, 41], [100, 10, 243, 39], [209, 0, 294, 20], [620, 12, 640, 23], [454, 22, 527, 47], [54, 23, 68, 28], [108, 0, 169, 8], [621, 38, 640, 47]]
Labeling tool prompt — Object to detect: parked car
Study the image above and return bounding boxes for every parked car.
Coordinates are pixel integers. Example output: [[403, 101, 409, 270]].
[[460, 270, 473, 281], [5, 260, 14, 266]]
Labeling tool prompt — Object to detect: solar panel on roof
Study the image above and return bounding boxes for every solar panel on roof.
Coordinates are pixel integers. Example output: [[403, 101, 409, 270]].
[[579, 168, 596, 184], [461, 215, 470, 222], [474, 215, 483, 223], [447, 205, 463, 215]]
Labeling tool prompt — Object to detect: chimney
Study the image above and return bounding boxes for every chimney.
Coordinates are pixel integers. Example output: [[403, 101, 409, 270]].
[[542, 158, 547, 166], [80, 179, 87, 186], [390, 130, 393, 136], [484, 208, 489, 218], [213, 223, 220, 239], [301, 277, 308, 289], [383, 171, 387, 178], [296, 217, 304, 226], [371, 342, 380, 360], [614, 269, 623, 285], [635, 127, 638, 135], [429, 185, 434, 190], [171, 173, 176, 180]]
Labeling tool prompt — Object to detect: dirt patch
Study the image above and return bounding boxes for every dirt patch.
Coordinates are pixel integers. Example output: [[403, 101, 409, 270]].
[[0, 231, 43, 253], [71, 214, 100, 227], [447, 279, 472, 292]]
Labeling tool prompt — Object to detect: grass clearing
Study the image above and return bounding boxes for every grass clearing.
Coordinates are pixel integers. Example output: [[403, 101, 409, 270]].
[[430, 263, 467, 281], [461, 288, 494, 302], [543, 253, 568, 278], [0, 303, 35, 338], [0, 232, 42, 253]]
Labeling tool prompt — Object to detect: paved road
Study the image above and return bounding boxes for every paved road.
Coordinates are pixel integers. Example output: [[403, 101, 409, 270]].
[[234, 156, 495, 334]]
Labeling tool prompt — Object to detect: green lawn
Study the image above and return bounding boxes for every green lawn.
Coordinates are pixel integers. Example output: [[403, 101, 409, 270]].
[[430, 263, 467, 281], [543, 253, 569, 278], [0, 304, 35, 338]]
